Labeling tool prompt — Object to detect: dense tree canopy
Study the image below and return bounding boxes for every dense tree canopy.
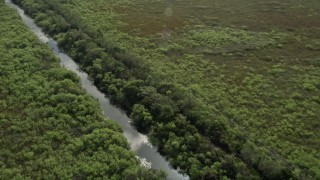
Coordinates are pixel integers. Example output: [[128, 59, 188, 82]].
[[0, 2, 165, 179], [9, 0, 320, 179]]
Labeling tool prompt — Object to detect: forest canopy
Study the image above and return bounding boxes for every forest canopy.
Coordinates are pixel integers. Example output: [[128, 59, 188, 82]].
[[3, 0, 320, 179], [0, 1, 165, 179]]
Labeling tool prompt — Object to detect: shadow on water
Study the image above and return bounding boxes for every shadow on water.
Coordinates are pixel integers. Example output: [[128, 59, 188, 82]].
[[5, 0, 188, 179]]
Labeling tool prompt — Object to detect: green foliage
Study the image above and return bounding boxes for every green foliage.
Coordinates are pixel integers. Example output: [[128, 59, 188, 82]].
[[130, 104, 153, 132], [178, 26, 287, 55], [10, 0, 320, 179], [0, 2, 164, 179]]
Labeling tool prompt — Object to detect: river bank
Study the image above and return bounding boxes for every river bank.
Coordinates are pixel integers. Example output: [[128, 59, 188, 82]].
[[4, 0, 187, 179]]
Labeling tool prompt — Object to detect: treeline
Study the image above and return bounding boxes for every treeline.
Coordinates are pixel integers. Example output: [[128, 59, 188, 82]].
[[10, 0, 313, 179], [0, 1, 164, 179]]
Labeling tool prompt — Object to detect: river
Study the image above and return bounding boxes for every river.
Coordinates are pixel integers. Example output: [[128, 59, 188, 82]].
[[5, 0, 188, 179]]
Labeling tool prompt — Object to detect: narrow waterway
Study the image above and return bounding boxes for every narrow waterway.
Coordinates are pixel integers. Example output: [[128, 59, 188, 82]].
[[5, 0, 188, 179]]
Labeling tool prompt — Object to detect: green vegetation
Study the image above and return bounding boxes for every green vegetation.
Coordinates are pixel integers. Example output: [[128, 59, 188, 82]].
[[0, 1, 165, 179], [10, 0, 320, 179]]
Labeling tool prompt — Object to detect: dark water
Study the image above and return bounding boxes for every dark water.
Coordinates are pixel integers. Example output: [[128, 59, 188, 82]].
[[5, 0, 188, 179]]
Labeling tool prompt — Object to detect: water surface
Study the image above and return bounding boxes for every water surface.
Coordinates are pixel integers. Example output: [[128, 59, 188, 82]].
[[5, 0, 188, 179]]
